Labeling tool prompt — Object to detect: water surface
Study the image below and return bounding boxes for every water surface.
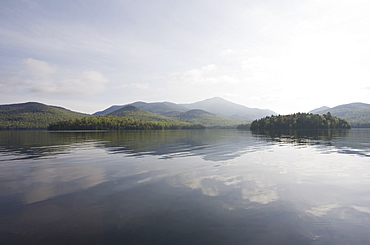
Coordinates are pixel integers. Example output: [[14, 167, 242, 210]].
[[1, 129, 370, 244]]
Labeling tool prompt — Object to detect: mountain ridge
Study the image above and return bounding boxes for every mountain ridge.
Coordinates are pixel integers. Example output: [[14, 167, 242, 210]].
[[309, 102, 370, 127], [308, 106, 330, 114], [3, 100, 370, 129], [171, 109, 240, 127], [107, 105, 185, 123], [94, 97, 276, 122], [180, 97, 276, 121], [107, 105, 240, 127], [0, 102, 89, 129]]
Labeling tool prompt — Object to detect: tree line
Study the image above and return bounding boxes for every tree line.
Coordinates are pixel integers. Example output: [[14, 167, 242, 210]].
[[0, 112, 88, 130], [47, 116, 206, 130], [248, 112, 350, 131]]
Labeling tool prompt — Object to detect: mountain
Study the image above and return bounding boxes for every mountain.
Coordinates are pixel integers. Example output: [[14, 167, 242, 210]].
[[94, 105, 124, 116], [181, 97, 276, 122], [94, 101, 188, 116], [0, 102, 89, 129], [94, 97, 276, 122], [108, 106, 239, 127], [171, 109, 241, 127], [107, 105, 183, 123], [130, 102, 188, 115], [309, 106, 330, 114], [311, 102, 370, 127]]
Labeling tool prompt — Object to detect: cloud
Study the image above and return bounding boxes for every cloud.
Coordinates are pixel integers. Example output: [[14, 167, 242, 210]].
[[169, 64, 240, 88], [0, 58, 108, 95], [2, 0, 370, 113], [161, 64, 243, 102], [23, 58, 57, 78], [220, 49, 238, 56], [172, 64, 220, 85], [116, 82, 150, 90]]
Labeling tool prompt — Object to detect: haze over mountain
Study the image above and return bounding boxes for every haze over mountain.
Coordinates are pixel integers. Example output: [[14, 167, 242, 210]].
[[106, 104, 240, 127], [95, 97, 276, 122], [309, 102, 370, 127], [308, 106, 331, 115], [181, 97, 276, 121]]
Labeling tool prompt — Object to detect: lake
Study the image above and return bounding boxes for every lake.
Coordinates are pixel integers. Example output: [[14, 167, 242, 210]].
[[1, 129, 370, 244]]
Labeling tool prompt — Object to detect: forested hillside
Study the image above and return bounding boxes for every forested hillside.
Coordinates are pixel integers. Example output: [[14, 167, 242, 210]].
[[107, 105, 184, 123], [130, 101, 188, 115], [249, 113, 350, 130], [48, 116, 205, 130], [107, 105, 240, 127], [312, 103, 370, 127], [94, 101, 187, 116], [0, 102, 89, 129], [171, 109, 240, 127]]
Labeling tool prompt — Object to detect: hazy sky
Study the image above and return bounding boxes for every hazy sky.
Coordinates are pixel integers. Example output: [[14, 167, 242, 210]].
[[1, 0, 370, 114]]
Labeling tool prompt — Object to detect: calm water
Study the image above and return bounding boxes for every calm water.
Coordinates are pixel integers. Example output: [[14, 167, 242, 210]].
[[1, 129, 370, 244]]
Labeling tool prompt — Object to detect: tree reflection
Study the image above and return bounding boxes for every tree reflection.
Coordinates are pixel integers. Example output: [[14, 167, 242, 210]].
[[0, 130, 258, 162], [251, 129, 350, 145]]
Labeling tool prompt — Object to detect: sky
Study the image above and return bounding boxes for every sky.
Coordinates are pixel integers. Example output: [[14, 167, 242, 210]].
[[1, 0, 370, 115]]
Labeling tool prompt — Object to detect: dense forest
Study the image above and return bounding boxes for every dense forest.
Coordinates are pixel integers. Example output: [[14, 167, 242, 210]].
[[107, 105, 183, 123], [0, 102, 88, 130], [249, 112, 350, 130], [48, 116, 205, 130]]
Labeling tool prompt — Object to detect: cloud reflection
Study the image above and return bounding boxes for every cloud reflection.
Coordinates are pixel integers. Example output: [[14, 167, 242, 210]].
[[306, 204, 340, 217], [169, 171, 279, 206]]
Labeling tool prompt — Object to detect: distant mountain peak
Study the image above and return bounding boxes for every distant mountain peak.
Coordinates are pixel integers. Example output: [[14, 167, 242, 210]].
[[194, 97, 234, 104], [308, 106, 330, 114], [205, 96, 227, 101], [181, 97, 276, 122]]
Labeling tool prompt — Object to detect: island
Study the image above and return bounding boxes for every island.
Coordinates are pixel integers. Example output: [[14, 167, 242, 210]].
[[244, 112, 350, 131], [47, 116, 205, 130]]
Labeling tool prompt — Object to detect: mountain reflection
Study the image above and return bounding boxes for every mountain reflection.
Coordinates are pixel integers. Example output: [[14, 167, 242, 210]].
[[2, 130, 370, 244], [0, 130, 263, 162], [1, 129, 370, 161], [0, 130, 105, 160], [99, 129, 262, 161]]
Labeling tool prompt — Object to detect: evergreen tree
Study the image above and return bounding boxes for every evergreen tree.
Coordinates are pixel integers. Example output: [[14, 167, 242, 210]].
[[249, 113, 350, 131]]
